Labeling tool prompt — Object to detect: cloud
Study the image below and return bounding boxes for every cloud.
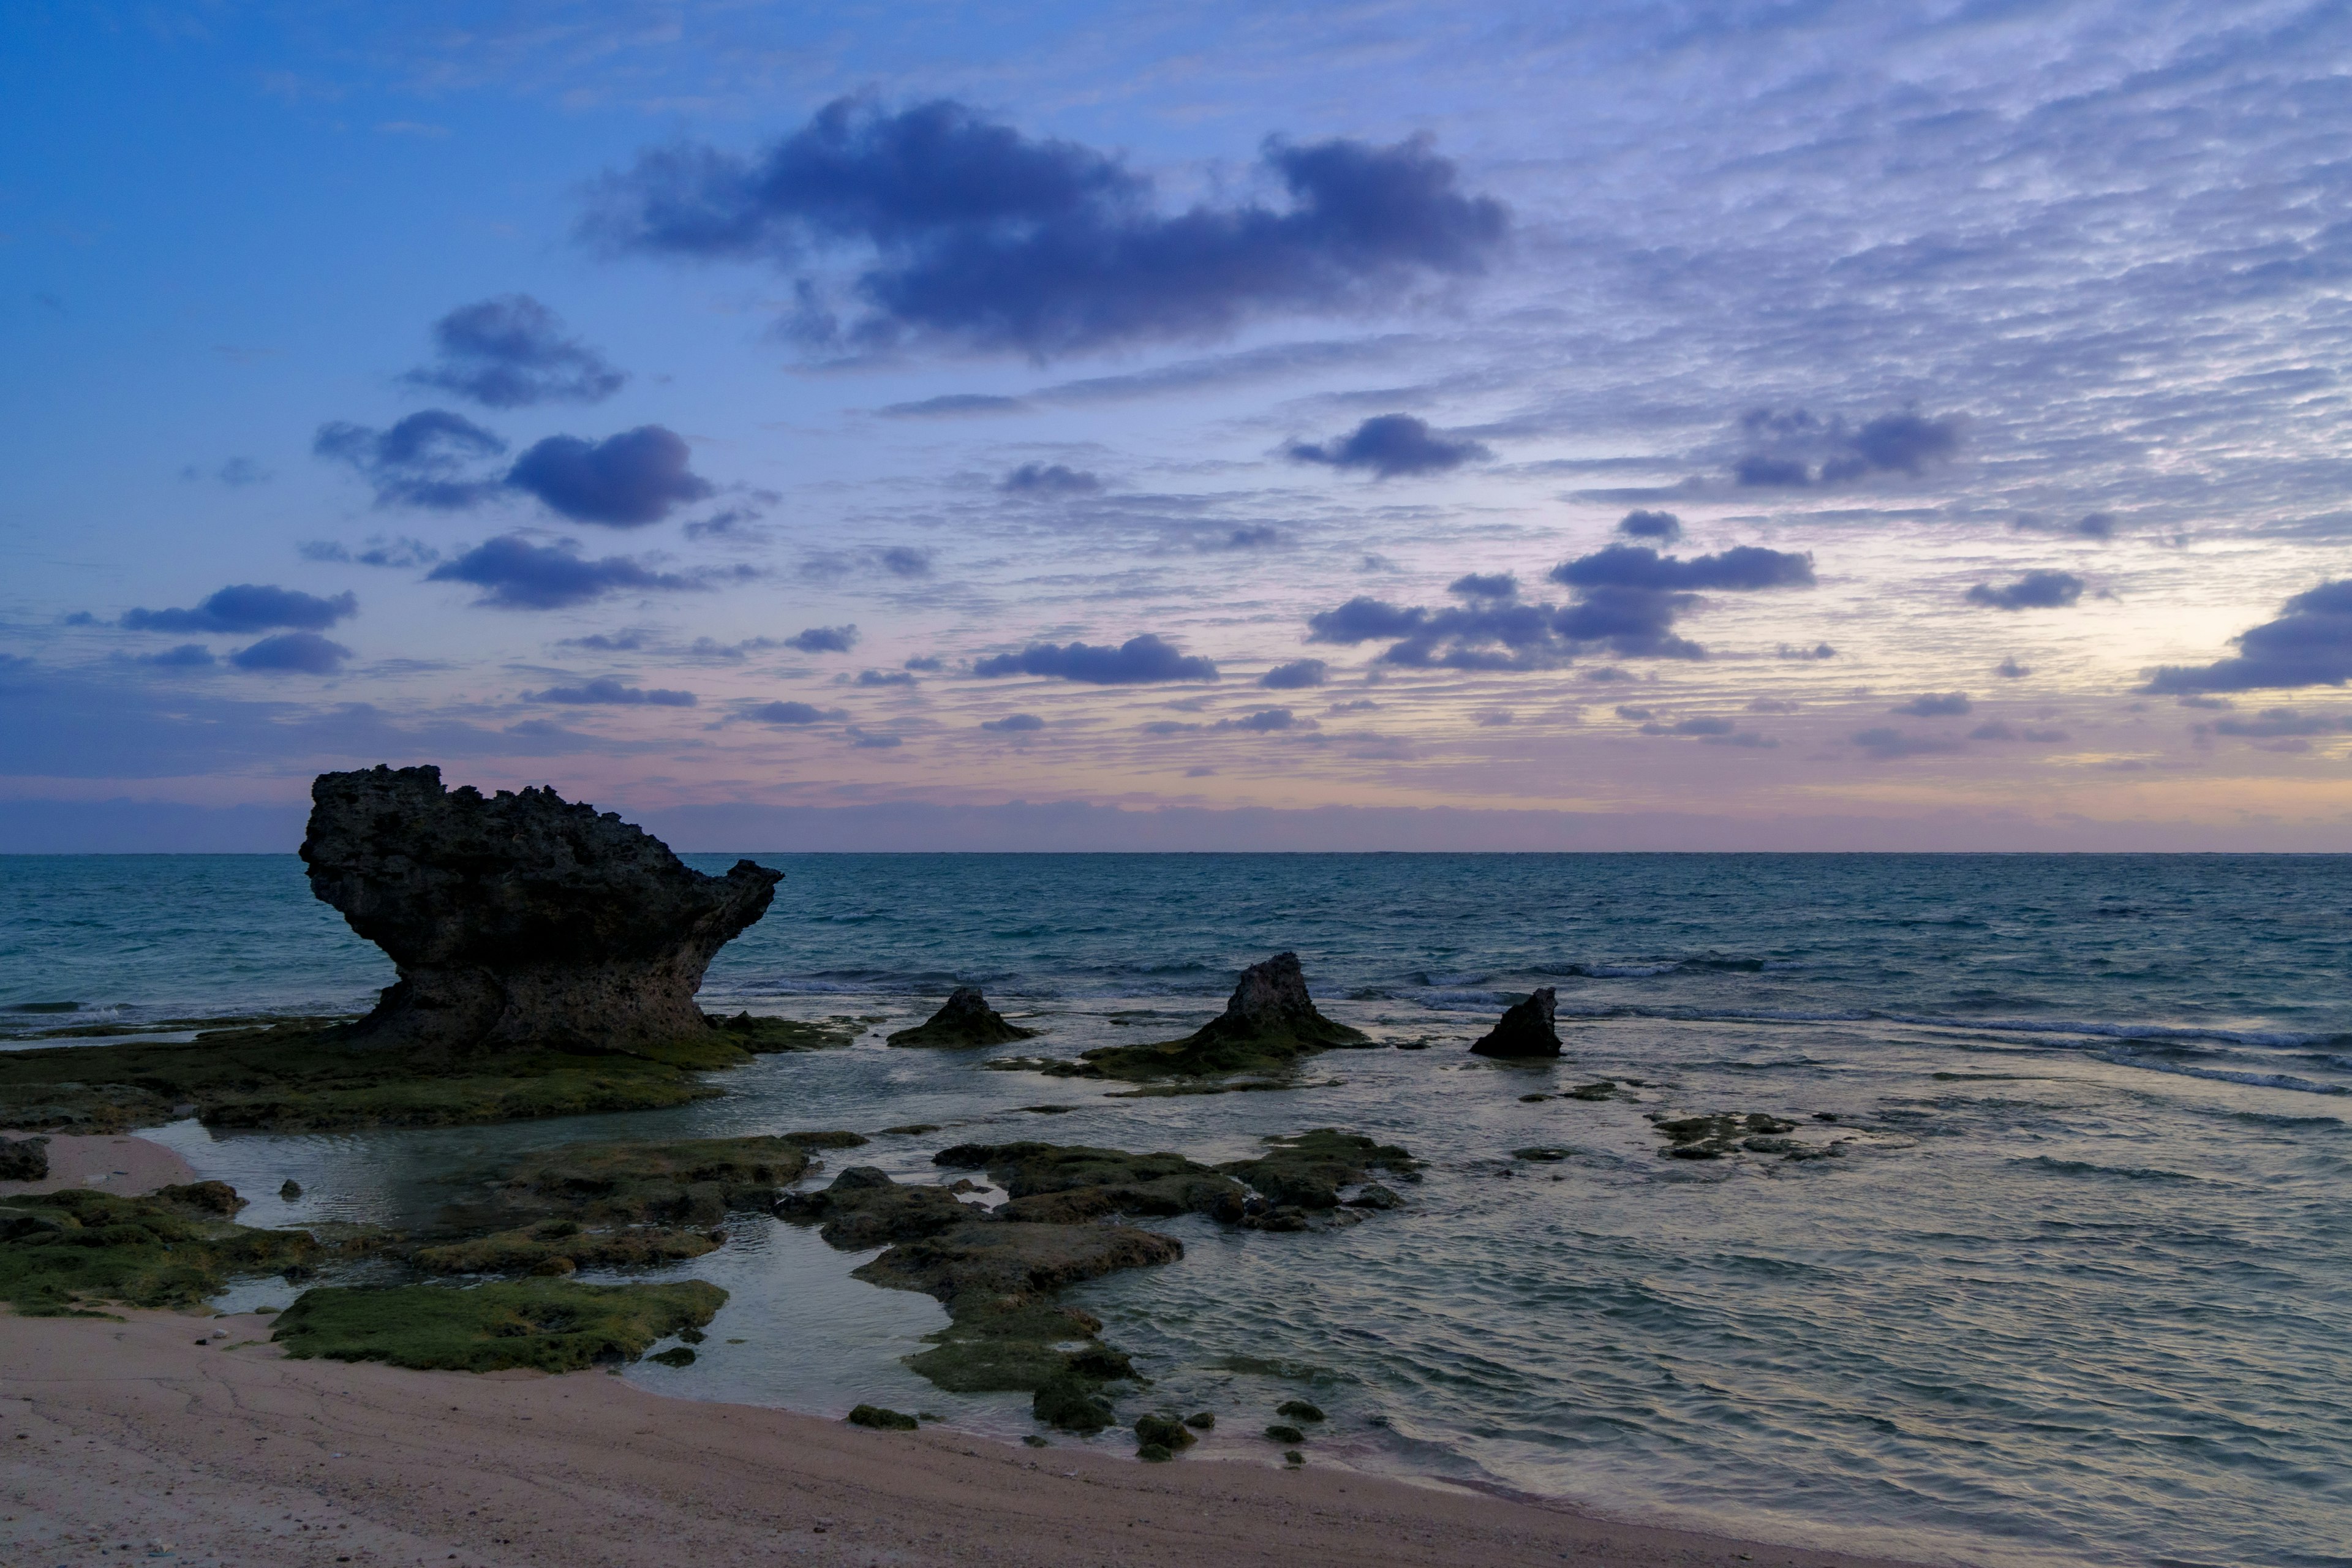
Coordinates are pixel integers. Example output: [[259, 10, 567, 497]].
[[1287, 414, 1488, 478], [880, 394, 1028, 418], [1617, 509, 1682, 543], [1971, 721, 2070, 742], [426, 535, 714, 609], [228, 631, 351, 674], [846, 727, 904, 748], [135, 643, 215, 668], [1640, 715, 1735, 736], [526, 677, 696, 706], [854, 668, 916, 687], [404, 295, 626, 409], [1967, 570, 2086, 611], [750, 700, 845, 725], [1777, 642, 1838, 660], [506, 426, 714, 526], [1851, 726, 1964, 760], [1218, 525, 1281, 549], [904, 655, 943, 672], [181, 457, 270, 487], [1216, 707, 1308, 732], [786, 624, 859, 654], [1328, 698, 1378, 714], [1746, 698, 1799, 713], [1449, 572, 1516, 599], [973, 633, 1218, 684], [981, 712, 1044, 732], [875, 545, 933, 577], [301, 536, 441, 569], [122, 584, 356, 635], [685, 508, 765, 541], [1550, 543, 1817, 594], [1614, 706, 1654, 720], [1000, 462, 1101, 496], [315, 410, 508, 509], [564, 630, 647, 652], [1733, 407, 1962, 487], [2207, 707, 2350, 738], [1996, 656, 2033, 678], [585, 99, 1507, 356], [1261, 658, 1328, 689], [2143, 580, 2352, 694], [2013, 511, 2117, 540], [1892, 692, 1972, 717]]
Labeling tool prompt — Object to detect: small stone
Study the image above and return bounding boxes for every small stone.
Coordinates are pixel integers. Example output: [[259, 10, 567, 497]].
[[1264, 1423, 1305, 1444], [647, 1346, 696, 1368], [1182, 1412, 1215, 1431], [278, 1179, 303, 1201], [846, 1404, 918, 1430], [1276, 1400, 1324, 1422]]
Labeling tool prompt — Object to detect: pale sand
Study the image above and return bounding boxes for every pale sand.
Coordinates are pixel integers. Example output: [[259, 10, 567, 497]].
[[0, 1130, 196, 1199], [0, 1308, 1948, 1568]]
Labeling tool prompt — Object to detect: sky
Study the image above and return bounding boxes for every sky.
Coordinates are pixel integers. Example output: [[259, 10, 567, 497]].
[[5, 0, 2352, 851]]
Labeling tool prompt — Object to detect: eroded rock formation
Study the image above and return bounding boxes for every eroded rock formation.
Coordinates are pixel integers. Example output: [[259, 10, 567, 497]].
[[886, 987, 1038, 1047], [1469, 987, 1561, 1058], [301, 765, 780, 1057]]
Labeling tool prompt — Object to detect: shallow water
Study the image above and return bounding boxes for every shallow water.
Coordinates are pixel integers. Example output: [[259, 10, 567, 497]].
[[6, 853, 2350, 1567]]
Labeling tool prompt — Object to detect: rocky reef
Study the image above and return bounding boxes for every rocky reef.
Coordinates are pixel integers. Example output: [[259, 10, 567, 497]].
[[301, 765, 782, 1058], [886, 988, 1038, 1048], [273, 1278, 725, 1373], [1469, 988, 1561, 1058], [995, 952, 1370, 1082]]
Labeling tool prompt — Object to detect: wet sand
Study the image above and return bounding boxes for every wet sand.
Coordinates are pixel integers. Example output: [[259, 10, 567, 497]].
[[0, 1308, 1937, 1568], [0, 1129, 195, 1198]]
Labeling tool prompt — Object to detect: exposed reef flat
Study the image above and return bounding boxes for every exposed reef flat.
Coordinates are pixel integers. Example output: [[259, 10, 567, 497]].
[[886, 987, 1038, 1047], [0, 1183, 326, 1316], [990, 952, 1371, 1083], [272, 1278, 726, 1373]]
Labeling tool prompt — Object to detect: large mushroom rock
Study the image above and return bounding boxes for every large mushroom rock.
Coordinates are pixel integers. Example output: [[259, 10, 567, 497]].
[[301, 764, 781, 1057], [1469, 987, 1561, 1058], [886, 987, 1038, 1048]]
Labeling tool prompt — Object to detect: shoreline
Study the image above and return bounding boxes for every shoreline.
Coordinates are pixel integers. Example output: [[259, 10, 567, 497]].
[[0, 1307, 1943, 1568]]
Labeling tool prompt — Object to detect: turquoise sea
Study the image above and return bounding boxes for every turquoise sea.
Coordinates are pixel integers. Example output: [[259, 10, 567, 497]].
[[4, 853, 2349, 1567]]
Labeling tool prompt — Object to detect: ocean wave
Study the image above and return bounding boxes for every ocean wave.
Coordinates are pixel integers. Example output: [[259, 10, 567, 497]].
[[2016, 1155, 2199, 1182], [2095, 1057, 2351, 1096]]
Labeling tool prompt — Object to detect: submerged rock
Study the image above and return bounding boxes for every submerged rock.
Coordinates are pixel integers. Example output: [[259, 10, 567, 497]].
[[886, 988, 1039, 1048], [301, 764, 781, 1058], [1469, 987, 1561, 1059]]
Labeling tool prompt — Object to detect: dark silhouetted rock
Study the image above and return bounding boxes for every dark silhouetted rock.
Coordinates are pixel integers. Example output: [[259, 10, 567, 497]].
[[1036, 952, 1369, 1080], [887, 987, 1038, 1047], [1469, 987, 1561, 1058], [301, 765, 781, 1057], [0, 1136, 49, 1182]]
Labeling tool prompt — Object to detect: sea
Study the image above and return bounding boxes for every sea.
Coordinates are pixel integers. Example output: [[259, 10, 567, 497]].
[[3, 853, 2347, 1568]]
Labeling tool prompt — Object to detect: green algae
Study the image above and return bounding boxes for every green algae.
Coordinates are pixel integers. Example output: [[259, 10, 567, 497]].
[[1219, 1129, 1421, 1210], [931, 1142, 1244, 1222], [0, 1187, 319, 1317], [272, 1278, 726, 1373], [848, 1404, 919, 1430]]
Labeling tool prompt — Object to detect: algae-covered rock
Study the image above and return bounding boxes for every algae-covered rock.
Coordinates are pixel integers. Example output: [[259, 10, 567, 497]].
[[1264, 1423, 1305, 1444], [0, 1187, 317, 1316], [1652, 1110, 1818, 1161], [1033, 1371, 1115, 1433], [854, 1214, 1183, 1304], [649, 1346, 697, 1368], [1469, 988, 1561, 1059], [1220, 1129, 1420, 1211], [932, 1142, 1245, 1222], [1134, 1412, 1196, 1455], [707, 1012, 863, 1052], [0, 1136, 48, 1182], [272, 1278, 725, 1373], [848, 1404, 919, 1431], [301, 764, 780, 1059], [887, 989, 1038, 1048], [1039, 954, 1369, 1082], [1566, 1079, 1618, 1101], [907, 1300, 1131, 1394], [1276, 1400, 1325, 1422], [155, 1180, 246, 1216], [775, 1166, 976, 1248]]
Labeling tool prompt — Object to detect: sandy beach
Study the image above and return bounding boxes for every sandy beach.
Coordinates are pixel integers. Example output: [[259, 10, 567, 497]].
[[0, 1131, 195, 1199], [0, 1305, 1934, 1568]]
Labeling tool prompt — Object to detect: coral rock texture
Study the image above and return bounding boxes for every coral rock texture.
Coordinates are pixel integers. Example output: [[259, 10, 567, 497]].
[[887, 987, 1038, 1047], [301, 765, 780, 1056], [1469, 987, 1561, 1058]]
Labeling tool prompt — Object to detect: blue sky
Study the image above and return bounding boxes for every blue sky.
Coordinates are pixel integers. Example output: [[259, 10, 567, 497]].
[[5, 0, 2351, 850]]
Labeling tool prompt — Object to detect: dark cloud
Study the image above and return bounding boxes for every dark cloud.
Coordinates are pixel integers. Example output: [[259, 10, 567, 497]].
[[2207, 707, 2350, 738], [903, 655, 943, 672], [1218, 526, 1281, 550], [180, 457, 270, 487], [1971, 721, 2070, 742], [404, 295, 626, 409], [1777, 643, 1838, 660], [1851, 726, 1964, 760], [122, 584, 356, 635], [135, 644, 215, 668], [1287, 413, 1488, 478], [786, 624, 858, 654], [854, 668, 916, 687], [1617, 509, 1682, 543], [564, 631, 648, 652], [315, 410, 508, 510], [426, 535, 714, 610], [228, 631, 351, 674], [2014, 512, 2117, 540], [1613, 706, 1656, 720], [1967, 570, 2086, 611], [1733, 407, 1961, 487], [981, 712, 1044, 732], [1550, 543, 1816, 594], [1747, 698, 1799, 713], [506, 426, 713, 526], [1260, 658, 1328, 689], [750, 700, 844, 725], [846, 727, 904, 748], [685, 508, 764, 541], [1640, 715, 1735, 736], [876, 546, 933, 577], [1996, 656, 2032, 678], [880, 394, 1028, 418], [1892, 692, 1972, 717], [585, 99, 1507, 356], [1216, 707, 1308, 732], [1000, 462, 1101, 496], [526, 677, 696, 707], [1449, 572, 1516, 599], [973, 633, 1218, 684], [1581, 667, 1634, 682], [2143, 580, 2352, 695]]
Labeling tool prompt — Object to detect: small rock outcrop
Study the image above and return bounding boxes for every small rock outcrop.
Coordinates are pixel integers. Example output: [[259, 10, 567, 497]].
[[1189, 952, 1364, 1053], [1469, 987, 1561, 1058], [887, 988, 1038, 1048], [301, 765, 781, 1057], [0, 1135, 50, 1182]]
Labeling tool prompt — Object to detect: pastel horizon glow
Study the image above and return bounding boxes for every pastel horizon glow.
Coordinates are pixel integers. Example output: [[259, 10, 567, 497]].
[[6, 1, 2350, 851]]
